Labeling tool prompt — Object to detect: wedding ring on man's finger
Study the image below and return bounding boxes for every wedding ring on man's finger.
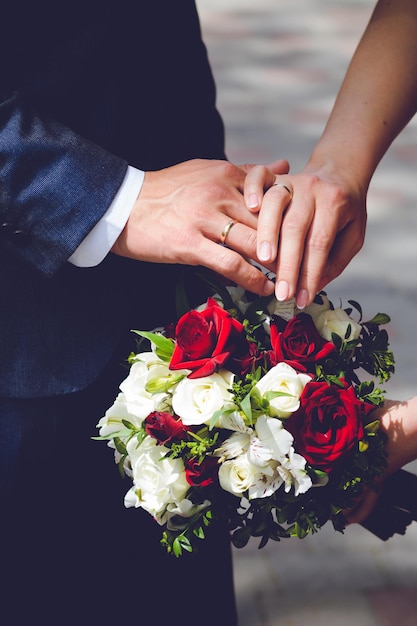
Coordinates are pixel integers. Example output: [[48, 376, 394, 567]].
[[219, 220, 237, 245], [272, 182, 293, 201]]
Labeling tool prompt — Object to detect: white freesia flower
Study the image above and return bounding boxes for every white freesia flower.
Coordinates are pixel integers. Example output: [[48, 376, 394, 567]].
[[255, 362, 311, 418], [217, 410, 252, 434], [247, 416, 311, 498], [218, 453, 260, 496], [262, 296, 296, 334], [225, 285, 251, 315], [124, 436, 189, 526], [247, 433, 273, 468], [97, 392, 142, 439], [315, 307, 362, 342], [276, 448, 312, 497], [135, 351, 189, 395], [252, 415, 294, 462], [118, 358, 168, 422], [217, 416, 310, 500], [215, 431, 251, 461], [248, 460, 284, 499], [172, 369, 235, 426]]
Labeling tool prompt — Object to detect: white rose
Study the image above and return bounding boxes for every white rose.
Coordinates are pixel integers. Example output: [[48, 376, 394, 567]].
[[124, 436, 189, 526], [218, 453, 260, 496], [255, 362, 311, 418], [166, 498, 211, 526], [303, 293, 331, 321], [172, 369, 235, 426], [315, 308, 362, 342]]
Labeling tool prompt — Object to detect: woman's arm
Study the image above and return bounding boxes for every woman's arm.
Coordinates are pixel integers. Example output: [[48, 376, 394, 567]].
[[245, 0, 417, 307]]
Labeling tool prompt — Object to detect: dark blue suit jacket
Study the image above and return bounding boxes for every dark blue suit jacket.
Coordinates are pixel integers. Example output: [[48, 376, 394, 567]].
[[0, 0, 226, 397]]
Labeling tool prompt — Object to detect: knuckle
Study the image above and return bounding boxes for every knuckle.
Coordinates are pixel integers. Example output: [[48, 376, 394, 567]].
[[218, 160, 240, 180], [243, 230, 257, 252], [282, 214, 310, 236], [308, 230, 333, 254], [218, 248, 242, 274]]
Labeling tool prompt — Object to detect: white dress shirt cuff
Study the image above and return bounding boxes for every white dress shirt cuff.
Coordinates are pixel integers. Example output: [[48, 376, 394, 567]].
[[68, 165, 145, 267]]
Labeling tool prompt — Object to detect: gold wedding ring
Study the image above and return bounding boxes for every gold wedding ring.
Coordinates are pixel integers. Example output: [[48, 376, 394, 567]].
[[219, 220, 236, 245], [272, 182, 293, 201]]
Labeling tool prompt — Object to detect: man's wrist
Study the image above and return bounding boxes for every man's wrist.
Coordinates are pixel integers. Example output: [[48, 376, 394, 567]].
[[68, 166, 144, 267]]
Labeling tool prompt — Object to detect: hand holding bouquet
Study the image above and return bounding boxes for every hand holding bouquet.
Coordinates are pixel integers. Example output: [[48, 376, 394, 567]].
[[96, 277, 399, 556]]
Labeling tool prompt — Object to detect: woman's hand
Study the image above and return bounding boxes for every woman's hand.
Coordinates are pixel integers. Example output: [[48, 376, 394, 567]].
[[243, 162, 367, 308], [344, 397, 417, 524]]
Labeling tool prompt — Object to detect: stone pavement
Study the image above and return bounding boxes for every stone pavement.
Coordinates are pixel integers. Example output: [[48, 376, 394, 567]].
[[195, 1, 417, 624]]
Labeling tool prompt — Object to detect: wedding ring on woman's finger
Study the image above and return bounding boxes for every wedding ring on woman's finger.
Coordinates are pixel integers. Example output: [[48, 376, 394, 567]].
[[272, 182, 293, 201], [219, 220, 237, 245]]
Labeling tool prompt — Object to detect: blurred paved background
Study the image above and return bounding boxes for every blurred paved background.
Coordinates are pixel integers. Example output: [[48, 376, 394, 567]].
[[196, 1, 417, 624]]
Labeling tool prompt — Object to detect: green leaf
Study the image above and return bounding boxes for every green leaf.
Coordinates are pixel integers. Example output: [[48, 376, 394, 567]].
[[230, 526, 252, 549], [113, 437, 128, 455], [91, 427, 132, 441], [347, 299, 363, 319], [240, 390, 253, 423], [132, 330, 174, 361], [366, 313, 391, 326], [193, 526, 206, 540], [265, 390, 294, 401], [358, 440, 369, 453], [365, 419, 381, 434], [257, 534, 270, 550]]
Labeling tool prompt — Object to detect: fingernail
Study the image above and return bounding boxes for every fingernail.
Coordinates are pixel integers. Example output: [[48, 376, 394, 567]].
[[247, 193, 259, 209], [296, 289, 309, 309], [258, 241, 272, 262], [276, 280, 289, 301]]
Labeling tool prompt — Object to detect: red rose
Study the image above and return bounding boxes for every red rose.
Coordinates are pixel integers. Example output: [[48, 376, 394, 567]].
[[269, 313, 336, 372], [169, 298, 249, 378], [232, 340, 264, 377], [144, 411, 189, 445], [185, 455, 219, 487], [286, 380, 374, 473]]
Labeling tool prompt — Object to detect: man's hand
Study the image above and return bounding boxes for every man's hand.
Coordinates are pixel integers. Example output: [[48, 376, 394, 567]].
[[112, 158, 289, 295]]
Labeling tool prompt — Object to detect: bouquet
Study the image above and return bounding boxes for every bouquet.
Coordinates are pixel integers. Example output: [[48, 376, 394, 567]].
[[96, 276, 402, 557]]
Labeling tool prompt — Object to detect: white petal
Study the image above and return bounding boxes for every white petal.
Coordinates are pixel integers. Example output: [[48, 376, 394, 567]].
[[255, 415, 294, 460]]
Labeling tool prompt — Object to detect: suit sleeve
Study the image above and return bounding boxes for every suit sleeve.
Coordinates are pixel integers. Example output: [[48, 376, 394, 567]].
[[0, 92, 128, 276]]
